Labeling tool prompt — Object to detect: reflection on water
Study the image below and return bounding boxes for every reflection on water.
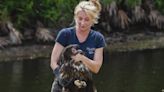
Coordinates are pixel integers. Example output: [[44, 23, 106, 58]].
[[0, 59, 53, 92], [0, 49, 164, 92], [95, 49, 164, 92]]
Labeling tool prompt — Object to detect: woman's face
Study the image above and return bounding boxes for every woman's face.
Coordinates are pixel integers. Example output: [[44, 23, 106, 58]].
[[75, 11, 93, 32]]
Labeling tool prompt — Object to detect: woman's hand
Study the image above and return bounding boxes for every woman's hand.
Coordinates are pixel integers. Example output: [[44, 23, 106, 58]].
[[71, 53, 84, 62], [71, 48, 104, 74], [53, 67, 60, 77]]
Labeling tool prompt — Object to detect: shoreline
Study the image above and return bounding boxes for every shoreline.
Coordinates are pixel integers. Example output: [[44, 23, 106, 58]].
[[1, 32, 164, 62], [0, 45, 53, 62]]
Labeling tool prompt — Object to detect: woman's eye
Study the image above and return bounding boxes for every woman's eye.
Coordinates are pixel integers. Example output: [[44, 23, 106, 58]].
[[78, 17, 83, 21], [85, 18, 89, 21]]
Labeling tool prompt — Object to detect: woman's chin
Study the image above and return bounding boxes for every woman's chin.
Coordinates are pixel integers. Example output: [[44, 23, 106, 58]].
[[78, 28, 85, 32]]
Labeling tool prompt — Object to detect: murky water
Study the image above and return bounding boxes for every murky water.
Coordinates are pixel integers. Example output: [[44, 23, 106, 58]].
[[0, 49, 164, 92]]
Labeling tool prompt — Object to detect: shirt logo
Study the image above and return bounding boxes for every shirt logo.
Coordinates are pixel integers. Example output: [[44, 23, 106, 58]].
[[86, 47, 95, 54]]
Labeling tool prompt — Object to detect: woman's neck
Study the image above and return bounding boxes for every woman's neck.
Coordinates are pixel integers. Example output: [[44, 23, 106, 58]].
[[75, 27, 90, 36], [75, 27, 90, 43]]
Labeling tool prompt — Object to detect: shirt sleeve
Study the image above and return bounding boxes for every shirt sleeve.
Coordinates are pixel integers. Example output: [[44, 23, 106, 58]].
[[96, 32, 106, 48], [55, 28, 70, 47]]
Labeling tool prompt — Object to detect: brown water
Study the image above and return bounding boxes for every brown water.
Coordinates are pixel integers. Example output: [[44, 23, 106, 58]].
[[0, 49, 164, 92]]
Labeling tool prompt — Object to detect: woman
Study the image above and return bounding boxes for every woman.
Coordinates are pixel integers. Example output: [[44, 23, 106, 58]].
[[50, 0, 106, 91]]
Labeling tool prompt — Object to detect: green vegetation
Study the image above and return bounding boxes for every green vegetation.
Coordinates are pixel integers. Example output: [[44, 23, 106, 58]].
[[0, 0, 79, 30], [0, 0, 163, 30]]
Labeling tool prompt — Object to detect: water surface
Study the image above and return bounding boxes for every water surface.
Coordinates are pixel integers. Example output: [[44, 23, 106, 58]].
[[0, 49, 164, 92]]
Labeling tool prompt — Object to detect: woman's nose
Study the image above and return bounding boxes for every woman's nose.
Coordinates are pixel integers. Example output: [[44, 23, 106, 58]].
[[80, 19, 85, 25]]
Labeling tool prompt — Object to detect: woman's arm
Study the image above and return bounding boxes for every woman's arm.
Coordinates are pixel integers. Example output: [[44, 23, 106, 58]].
[[72, 47, 104, 74], [50, 42, 64, 70]]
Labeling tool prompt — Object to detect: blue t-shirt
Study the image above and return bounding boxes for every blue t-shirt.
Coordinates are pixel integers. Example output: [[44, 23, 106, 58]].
[[55, 27, 106, 60]]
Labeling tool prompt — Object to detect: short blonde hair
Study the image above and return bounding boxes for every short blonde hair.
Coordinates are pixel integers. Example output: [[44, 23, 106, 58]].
[[74, 0, 101, 24]]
